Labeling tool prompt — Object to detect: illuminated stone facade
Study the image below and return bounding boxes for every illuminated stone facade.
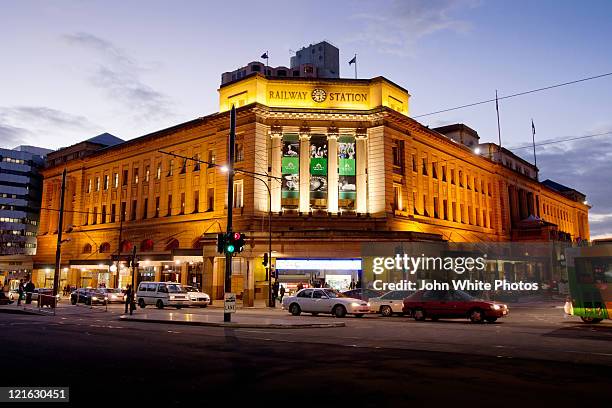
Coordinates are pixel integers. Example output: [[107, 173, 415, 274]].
[[33, 74, 590, 301]]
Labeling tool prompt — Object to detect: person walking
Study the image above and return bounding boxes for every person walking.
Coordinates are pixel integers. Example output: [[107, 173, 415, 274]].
[[273, 281, 279, 301], [17, 279, 24, 306], [279, 285, 286, 302], [297, 282, 304, 291], [24, 279, 35, 304], [124, 284, 132, 314]]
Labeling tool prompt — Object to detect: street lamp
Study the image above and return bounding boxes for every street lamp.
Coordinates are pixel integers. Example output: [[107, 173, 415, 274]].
[[251, 175, 274, 307]]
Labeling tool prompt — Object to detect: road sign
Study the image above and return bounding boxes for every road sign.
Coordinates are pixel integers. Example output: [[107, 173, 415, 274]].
[[224, 293, 236, 313]]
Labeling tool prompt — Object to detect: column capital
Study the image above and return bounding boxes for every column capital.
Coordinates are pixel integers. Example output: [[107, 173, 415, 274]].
[[269, 124, 283, 138], [299, 128, 311, 141], [355, 127, 368, 139], [327, 126, 339, 139]]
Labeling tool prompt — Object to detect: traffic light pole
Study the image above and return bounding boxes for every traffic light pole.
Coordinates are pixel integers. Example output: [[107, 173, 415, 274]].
[[224, 105, 236, 323], [52, 168, 67, 299], [130, 245, 136, 315]]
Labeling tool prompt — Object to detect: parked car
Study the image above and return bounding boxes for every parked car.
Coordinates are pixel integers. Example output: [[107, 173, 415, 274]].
[[369, 290, 413, 316], [183, 285, 210, 307], [341, 288, 386, 301], [136, 282, 190, 309], [282, 288, 370, 318], [70, 288, 108, 306], [31, 288, 61, 303], [99, 288, 126, 304], [402, 290, 509, 323]]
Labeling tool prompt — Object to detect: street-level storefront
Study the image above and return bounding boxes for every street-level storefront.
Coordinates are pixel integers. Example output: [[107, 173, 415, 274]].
[[275, 258, 362, 295]]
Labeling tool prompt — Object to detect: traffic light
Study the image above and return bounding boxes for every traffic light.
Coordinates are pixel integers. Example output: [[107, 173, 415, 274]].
[[234, 232, 246, 253], [219, 232, 246, 255], [263, 253, 269, 267], [216, 233, 225, 254]]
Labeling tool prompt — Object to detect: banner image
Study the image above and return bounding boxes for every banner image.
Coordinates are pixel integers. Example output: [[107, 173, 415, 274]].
[[338, 137, 356, 201], [310, 136, 328, 200], [282, 136, 299, 199]]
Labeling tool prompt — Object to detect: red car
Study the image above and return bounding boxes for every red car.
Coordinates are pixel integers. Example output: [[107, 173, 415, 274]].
[[402, 290, 509, 323]]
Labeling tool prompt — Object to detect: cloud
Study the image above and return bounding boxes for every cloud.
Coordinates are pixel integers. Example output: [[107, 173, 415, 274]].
[[63, 32, 172, 119], [532, 130, 612, 238], [0, 106, 100, 148], [347, 0, 480, 56]]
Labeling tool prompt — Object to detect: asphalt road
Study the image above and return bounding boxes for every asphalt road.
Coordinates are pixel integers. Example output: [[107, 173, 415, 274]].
[[1, 304, 610, 406]]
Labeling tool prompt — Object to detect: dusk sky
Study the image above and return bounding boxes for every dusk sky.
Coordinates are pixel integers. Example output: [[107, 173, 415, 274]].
[[1, 0, 611, 237]]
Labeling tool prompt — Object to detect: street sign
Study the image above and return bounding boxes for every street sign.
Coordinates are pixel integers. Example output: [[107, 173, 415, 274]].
[[224, 293, 236, 313]]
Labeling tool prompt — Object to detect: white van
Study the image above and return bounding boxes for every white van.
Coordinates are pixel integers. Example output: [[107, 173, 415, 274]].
[[136, 282, 190, 309]]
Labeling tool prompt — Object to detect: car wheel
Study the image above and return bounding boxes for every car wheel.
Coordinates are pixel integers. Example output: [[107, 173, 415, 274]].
[[156, 300, 164, 309], [380, 306, 392, 317], [580, 316, 603, 324], [486, 317, 497, 323], [289, 303, 301, 316], [311, 312, 319, 316], [85, 298, 91, 306], [469, 308, 485, 323], [354, 314, 364, 318], [138, 298, 146, 309], [333, 305, 347, 318], [71, 298, 76, 305], [413, 308, 426, 321]]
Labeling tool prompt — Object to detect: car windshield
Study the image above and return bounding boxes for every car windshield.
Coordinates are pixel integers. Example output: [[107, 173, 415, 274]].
[[167, 284, 187, 293], [102, 288, 122, 294], [323, 289, 346, 298], [184, 286, 199, 292]]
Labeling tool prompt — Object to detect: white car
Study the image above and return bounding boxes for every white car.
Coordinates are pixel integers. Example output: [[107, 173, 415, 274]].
[[369, 290, 413, 317], [282, 288, 370, 318], [183, 285, 211, 307], [136, 282, 190, 309]]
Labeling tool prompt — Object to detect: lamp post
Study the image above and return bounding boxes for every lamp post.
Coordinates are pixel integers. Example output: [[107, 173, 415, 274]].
[[252, 175, 273, 307]]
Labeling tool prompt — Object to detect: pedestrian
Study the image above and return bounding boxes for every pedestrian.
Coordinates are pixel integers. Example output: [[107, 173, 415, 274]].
[[24, 279, 35, 304], [296, 282, 304, 291], [17, 279, 24, 306], [273, 281, 279, 301], [563, 296, 573, 319], [279, 285, 285, 302], [125, 284, 132, 314]]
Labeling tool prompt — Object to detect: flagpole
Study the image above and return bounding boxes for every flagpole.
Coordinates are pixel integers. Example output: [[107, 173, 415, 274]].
[[354, 54, 357, 79], [265, 50, 269, 76], [495, 90, 502, 157], [531, 119, 538, 177]]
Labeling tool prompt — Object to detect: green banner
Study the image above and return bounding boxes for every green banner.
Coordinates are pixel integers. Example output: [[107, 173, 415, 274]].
[[282, 157, 299, 174], [310, 158, 327, 175], [339, 158, 355, 176]]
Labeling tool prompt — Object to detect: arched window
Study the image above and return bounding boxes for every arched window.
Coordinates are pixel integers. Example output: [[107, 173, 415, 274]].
[[83, 243, 92, 254], [141, 239, 154, 252], [164, 238, 179, 251], [99, 242, 111, 253], [120, 240, 133, 253]]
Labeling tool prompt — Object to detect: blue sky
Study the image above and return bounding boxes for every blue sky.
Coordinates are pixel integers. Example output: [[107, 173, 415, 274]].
[[1, 0, 611, 237]]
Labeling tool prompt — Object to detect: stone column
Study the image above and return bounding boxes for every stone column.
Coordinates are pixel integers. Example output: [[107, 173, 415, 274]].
[[180, 263, 188, 285], [270, 131, 282, 212], [327, 132, 339, 213], [299, 131, 311, 213], [355, 134, 368, 214]]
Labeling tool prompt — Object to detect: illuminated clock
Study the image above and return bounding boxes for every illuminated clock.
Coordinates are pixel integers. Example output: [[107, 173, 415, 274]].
[[311, 88, 327, 103]]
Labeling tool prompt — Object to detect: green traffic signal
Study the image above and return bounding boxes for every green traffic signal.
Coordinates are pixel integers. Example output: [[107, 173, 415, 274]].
[[226, 244, 235, 253]]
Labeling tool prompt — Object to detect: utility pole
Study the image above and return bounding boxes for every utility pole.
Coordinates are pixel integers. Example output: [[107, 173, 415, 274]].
[[115, 216, 123, 288], [130, 245, 137, 315], [224, 105, 236, 323], [52, 168, 67, 299]]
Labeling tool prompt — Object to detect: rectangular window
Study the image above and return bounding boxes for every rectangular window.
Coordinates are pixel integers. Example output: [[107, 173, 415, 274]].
[[443, 199, 448, 220], [432, 162, 438, 179], [481, 180, 485, 194], [111, 203, 116, 223], [413, 191, 418, 215], [488, 182, 492, 197], [460, 204, 465, 223], [193, 190, 199, 213], [442, 165, 447, 182], [207, 188, 214, 211], [114, 173, 119, 188], [131, 200, 137, 220], [95, 177, 100, 191], [207, 150, 216, 168], [92, 207, 98, 224], [433, 197, 439, 218], [393, 185, 402, 211], [180, 192, 186, 214], [281, 135, 300, 209], [180, 159, 187, 174], [338, 136, 356, 210], [467, 174, 472, 190], [459, 170, 463, 187], [483, 209, 487, 228], [168, 160, 174, 176], [156, 163, 161, 180], [412, 154, 417, 172], [167, 195, 172, 216], [143, 198, 148, 219], [120, 202, 126, 222], [475, 207, 480, 226], [145, 166, 150, 182], [474, 177, 479, 192], [235, 143, 244, 162], [309, 135, 328, 209], [452, 202, 457, 222], [101, 205, 107, 224], [87, 179, 92, 193], [155, 197, 160, 218], [103, 175, 109, 190], [122, 170, 128, 186], [193, 154, 200, 172], [233, 180, 244, 208], [423, 194, 429, 217], [134, 168, 139, 184], [451, 169, 455, 185], [392, 140, 404, 174], [422, 158, 428, 176]]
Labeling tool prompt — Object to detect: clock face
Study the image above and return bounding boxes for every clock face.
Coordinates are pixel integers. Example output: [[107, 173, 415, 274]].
[[311, 88, 327, 103]]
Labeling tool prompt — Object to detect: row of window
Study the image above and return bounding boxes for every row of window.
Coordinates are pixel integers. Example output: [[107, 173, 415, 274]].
[[0, 217, 38, 225], [0, 229, 36, 236], [543, 203, 572, 222], [0, 242, 36, 248]]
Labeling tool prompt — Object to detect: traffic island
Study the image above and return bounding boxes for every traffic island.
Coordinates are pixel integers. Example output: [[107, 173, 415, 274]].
[[118, 313, 346, 329]]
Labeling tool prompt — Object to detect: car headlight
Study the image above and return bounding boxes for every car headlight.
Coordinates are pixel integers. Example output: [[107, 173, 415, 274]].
[[170, 295, 175, 300], [491, 304, 501, 310], [351, 302, 360, 307], [104, 297, 108, 300], [366, 302, 371, 307], [92, 296, 98, 300]]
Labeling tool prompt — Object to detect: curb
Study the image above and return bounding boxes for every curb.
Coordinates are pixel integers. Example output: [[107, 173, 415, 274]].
[[0, 307, 49, 316], [118, 315, 345, 329]]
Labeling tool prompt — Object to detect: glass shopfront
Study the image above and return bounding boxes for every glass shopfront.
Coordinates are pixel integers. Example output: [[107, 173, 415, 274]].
[[276, 258, 361, 294]]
